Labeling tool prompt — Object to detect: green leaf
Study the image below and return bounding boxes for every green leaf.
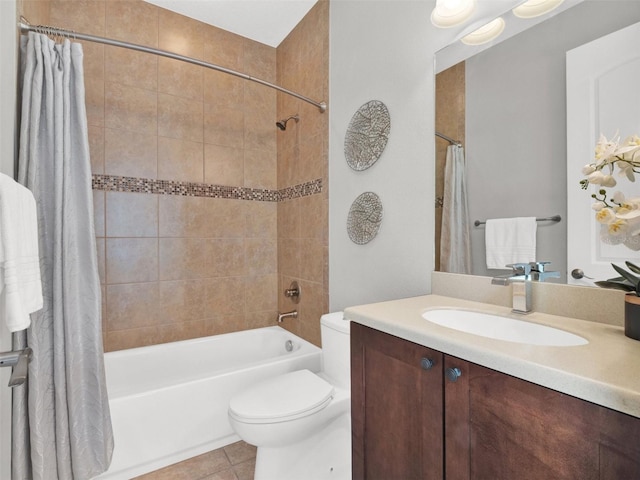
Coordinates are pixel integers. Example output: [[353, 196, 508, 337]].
[[594, 280, 635, 292], [611, 263, 640, 289], [626, 261, 640, 275]]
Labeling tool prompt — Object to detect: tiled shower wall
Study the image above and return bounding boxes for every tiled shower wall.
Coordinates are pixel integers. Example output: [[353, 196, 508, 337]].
[[276, 0, 329, 346], [18, 0, 329, 350]]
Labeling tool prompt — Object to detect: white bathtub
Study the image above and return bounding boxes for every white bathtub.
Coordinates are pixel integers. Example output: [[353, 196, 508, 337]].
[[96, 326, 322, 479]]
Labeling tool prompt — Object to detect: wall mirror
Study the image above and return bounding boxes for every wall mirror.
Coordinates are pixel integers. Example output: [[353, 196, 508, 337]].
[[434, 0, 640, 284]]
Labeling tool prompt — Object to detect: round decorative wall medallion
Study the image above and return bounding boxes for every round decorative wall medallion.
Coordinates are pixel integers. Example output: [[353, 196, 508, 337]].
[[344, 100, 391, 171], [347, 192, 383, 245]]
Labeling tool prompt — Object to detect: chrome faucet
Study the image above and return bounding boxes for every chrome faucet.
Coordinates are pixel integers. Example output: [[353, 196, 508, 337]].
[[491, 261, 560, 314], [277, 310, 298, 323], [492, 263, 532, 314]]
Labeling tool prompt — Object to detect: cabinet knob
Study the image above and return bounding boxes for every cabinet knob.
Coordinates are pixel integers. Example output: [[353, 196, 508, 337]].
[[445, 367, 462, 382], [420, 357, 436, 370]]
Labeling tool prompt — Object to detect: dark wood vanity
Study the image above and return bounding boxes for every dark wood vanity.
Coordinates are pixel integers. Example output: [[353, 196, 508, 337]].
[[351, 322, 640, 480]]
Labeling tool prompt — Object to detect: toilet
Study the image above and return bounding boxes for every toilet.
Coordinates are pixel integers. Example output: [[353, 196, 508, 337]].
[[228, 312, 351, 480]]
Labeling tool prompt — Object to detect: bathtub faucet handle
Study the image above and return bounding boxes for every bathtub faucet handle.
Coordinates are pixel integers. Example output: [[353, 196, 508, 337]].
[[284, 281, 301, 304], [278, 310, 298, 323]]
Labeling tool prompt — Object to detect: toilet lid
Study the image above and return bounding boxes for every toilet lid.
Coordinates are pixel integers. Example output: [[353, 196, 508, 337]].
[[229, 369, 334, 424]]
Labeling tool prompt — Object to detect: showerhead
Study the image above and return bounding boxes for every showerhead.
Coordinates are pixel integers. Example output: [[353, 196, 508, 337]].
[[276, 114, 299, 131]]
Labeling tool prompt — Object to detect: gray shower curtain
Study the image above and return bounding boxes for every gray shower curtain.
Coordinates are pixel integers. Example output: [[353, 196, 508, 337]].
[[12, 32, 113, 480], [440, 144, 472, 274]]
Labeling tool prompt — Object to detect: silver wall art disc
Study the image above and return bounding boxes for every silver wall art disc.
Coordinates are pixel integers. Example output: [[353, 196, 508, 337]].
[[344, 100, 391, 171], [347, 192, 383, 244]]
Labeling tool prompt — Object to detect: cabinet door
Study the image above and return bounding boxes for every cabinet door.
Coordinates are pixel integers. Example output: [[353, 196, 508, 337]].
[[445, 358, 640, 480], [351, 323, 444, 480]]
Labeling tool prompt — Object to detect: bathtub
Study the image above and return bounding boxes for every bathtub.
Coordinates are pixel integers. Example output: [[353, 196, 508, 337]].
[[96, 326, 322, 479]]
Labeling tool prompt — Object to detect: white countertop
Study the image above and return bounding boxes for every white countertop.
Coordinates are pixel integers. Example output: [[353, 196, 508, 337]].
[[344, 294, 640, 418]]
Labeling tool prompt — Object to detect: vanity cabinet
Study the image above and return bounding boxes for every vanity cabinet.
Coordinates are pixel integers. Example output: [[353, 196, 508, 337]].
[[351, 322, 640, 480]]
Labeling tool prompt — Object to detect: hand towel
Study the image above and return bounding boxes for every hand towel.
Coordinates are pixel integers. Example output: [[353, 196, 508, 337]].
[[485, 216, 537, 269], [0, 173, 43, 332]]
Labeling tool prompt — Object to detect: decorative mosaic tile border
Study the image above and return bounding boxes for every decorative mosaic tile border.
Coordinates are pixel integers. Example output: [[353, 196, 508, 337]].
[[92, 174, 322, 202]]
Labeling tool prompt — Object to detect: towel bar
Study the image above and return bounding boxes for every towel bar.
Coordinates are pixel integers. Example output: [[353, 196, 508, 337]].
[[474, 215, 561, 227]]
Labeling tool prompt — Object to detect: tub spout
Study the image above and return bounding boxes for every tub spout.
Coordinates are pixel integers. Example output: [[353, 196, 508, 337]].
[[278, 310, 298, 323]]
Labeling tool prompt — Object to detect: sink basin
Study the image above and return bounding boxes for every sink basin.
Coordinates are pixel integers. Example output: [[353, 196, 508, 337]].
[[422, 309, 588, 346]]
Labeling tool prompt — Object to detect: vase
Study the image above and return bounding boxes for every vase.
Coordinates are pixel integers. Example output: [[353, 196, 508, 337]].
[[624, 294, 640, 340]]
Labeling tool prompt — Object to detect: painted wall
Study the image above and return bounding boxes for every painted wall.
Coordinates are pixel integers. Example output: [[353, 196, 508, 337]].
[[465, 1, 640, 280], [329, 0, 447, 312]]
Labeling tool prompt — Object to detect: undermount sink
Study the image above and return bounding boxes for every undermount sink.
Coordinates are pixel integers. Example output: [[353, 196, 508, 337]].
[[422, 309, 588, 347]]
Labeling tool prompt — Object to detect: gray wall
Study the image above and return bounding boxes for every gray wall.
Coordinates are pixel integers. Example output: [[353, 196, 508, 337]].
[[466, 1, 640, 280]]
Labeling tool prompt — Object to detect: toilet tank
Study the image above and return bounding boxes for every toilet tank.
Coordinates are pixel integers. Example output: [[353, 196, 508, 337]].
[[320, 312, 350, 389]]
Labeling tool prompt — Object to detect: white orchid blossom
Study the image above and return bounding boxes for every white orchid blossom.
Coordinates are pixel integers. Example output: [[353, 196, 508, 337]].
[[582, 135, 640, 250]]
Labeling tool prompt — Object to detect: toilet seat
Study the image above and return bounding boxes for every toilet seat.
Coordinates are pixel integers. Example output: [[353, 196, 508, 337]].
[[229, 369, 334, 424]]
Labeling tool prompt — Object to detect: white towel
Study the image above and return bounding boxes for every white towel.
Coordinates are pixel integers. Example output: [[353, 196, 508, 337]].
[[485, 217, 537, 269], [0, 173, 43, 332]]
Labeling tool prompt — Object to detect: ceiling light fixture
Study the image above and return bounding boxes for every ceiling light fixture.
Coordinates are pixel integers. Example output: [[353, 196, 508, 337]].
[[512, 0, 564, 19], [431, 0, 477, 28], [461, 17, 506, 45]]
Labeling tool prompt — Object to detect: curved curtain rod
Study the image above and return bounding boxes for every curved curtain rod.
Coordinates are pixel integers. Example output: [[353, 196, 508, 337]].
[[435, 131, 462, 146], [19, 20, 327, 113]]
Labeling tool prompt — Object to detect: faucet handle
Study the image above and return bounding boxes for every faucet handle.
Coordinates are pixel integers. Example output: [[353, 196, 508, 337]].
[[506, 263, 532, 276], [529, 261, 551, 272]]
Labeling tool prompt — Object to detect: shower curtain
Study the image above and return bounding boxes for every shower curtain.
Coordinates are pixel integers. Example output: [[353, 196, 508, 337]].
[[12, 32, 113, 479], [440, 144, 472, 274]]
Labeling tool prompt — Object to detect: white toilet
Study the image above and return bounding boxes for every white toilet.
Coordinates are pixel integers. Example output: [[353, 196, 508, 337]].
[[228, 312, 351, 480]]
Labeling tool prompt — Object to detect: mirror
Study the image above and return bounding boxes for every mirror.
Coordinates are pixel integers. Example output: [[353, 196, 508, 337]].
[[435, 0, 640, 284]]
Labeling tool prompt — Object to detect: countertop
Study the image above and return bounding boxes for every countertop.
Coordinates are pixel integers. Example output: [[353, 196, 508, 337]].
[[344, 294, 640, 418]]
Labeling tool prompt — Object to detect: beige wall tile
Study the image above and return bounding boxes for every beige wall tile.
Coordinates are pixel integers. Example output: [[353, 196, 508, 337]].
[[158, 58, 203, 102], [159, 196, 245, 238], [244, 108, 276, 152], [203, 26, 244, 70], [106, 282, 159, 330], [158, 93, 203, 143], [204, 144, 244, 186], [96, 237, 105, 284], [88, 125, 104, 174], [104, 127, 157, 178], [245, 238, 277, 276], [93, 190, 105, 236], [105, 326, 160, 351], [245, 310, 276, 330], [243, 39, 276, 82], [244, 82, 276, 115], [106, 191, 158, 237], [106, 0, 158, 47], [204, 104, 244, 148], [278, 199, 300, 239], [156, 319, 207, 346], [204, 314, 246, 337], [158, 7, 204, 59], [106, 238, 158, 284], [299, 194, 325, 240], [159, 238, 245, 281], [244, 148, 276, 190], [105, 82, 157, 135], [21, 0, 51, 26], [158, 279, 206, 324], [245, 201, 277, 239], [204, 70, 244, 109], [157, 137, 204, 183], [245, 274, 277, 312], [299, 238, 323, 283], [50, 0, 105, 35], [278, 238, 300, 278], [201, 277, 245, 316], [105, 46, 157, 91]]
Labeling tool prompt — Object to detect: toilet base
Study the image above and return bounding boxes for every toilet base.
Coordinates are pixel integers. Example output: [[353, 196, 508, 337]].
[[254, 412, 351, 480]]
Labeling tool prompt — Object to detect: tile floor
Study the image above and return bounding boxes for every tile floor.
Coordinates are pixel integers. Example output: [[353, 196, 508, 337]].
[[134, 441, 256, 480]]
